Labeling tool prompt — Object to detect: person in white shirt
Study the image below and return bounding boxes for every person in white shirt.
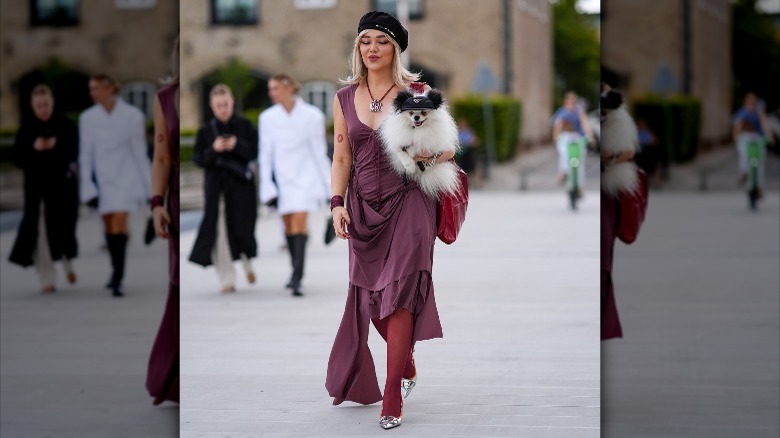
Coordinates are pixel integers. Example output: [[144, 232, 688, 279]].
[[259, 74, 331, 297], [79, 74, 151, 297]]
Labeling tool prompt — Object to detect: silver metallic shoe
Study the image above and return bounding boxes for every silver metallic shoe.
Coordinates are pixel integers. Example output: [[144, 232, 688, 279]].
[[401, 375, 417, 399], [379, 415, 402, 430]]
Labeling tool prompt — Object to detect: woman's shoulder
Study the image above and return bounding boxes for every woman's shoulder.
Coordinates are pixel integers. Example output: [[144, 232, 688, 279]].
[[336, 83, 358, 98], [260, 103, 283, 119], [156, 82, 179, 102]]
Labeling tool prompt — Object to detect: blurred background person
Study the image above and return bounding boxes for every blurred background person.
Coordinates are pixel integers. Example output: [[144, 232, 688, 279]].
[[733, 91, 774, 189], [189, 84, 258, 293], [146, 36, 180, 407], [79, 74, 151, 297], [259, 73, 331, 297], [8, 84, 79, 293], [455, 117, 481, 187], [552, 91, 595, 192], [634, 118, 661, 187]]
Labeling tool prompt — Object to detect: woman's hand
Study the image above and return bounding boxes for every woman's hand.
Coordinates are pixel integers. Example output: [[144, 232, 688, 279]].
[[413, 150, 456, 164], [601, 149, 635, 164], [223, 135, 237, 151], [212, 136, 226, 152], [331, 206, 351, 240], [152, 205, 171, 239], [33, 137, 48, 151]]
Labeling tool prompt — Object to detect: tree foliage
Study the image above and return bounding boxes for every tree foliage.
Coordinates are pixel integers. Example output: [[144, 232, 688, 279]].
[[732, 0, 780, 111], [210, 58, 258, 113], [552, 0, 600, 109]]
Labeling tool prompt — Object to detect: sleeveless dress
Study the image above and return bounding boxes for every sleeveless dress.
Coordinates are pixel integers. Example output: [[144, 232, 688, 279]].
[[146, 82, 180, 405], [325, 84, 443, 406], [601, 188, 622, 340]]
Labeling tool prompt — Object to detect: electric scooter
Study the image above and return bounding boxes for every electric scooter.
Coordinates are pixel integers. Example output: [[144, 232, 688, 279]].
[[565, 137, 586, 210], [745, 136, 765, 211]]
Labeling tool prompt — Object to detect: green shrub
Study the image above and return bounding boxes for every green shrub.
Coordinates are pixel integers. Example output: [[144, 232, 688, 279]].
[[242, 108, 263, 127], [632, 94, 702, 163], [0, 129, 16, 164], [451, 94, 522, 163]]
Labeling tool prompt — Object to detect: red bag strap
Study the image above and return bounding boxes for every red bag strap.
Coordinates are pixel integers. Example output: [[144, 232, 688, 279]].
[[409, 81, 426, 94]]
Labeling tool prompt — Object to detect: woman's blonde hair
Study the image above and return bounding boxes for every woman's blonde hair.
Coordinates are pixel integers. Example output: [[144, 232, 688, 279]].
[[270, 73, 301, 94], [90, 74, 120, 95], [340, 29, 420, 87], [209, 83, 233, 99]]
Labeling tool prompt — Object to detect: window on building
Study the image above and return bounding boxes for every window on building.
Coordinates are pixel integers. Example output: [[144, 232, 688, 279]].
[[121, 81, 157, 120], [373, 0, 425, 20], [302, 81, 336, 119], [30, 0, 80, 27], [211, 0, 259, 25]]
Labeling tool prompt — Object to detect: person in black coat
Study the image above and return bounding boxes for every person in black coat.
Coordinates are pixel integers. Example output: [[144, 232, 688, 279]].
[[9, 84, 79, 293], [189, 84, 258, 293]]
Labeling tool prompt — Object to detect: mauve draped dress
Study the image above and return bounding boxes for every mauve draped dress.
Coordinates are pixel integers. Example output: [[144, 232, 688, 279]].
[[146, 82, 180, 404], [601, 188, 622, 340], [325, 84, 444, 405]]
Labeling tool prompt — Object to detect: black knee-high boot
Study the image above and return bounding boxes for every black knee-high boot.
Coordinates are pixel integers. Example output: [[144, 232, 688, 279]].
[[285, 234, 296, 289], [290, 234, 308, 297], [105, 234, 118, 289], [106, 234, 127, 297]]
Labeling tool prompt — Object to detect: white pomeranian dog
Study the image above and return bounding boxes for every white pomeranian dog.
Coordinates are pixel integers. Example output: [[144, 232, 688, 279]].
[[600, 87, 640, 197], [378, 88, 461, 199]]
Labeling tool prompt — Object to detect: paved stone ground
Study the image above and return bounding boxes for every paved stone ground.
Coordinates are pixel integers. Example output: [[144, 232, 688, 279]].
[[179, 191, 601, 437], [603, 191, 780, 437], [0, 211, 179, 438]]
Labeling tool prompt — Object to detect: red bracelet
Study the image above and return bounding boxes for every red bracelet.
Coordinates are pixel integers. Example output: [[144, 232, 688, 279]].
[[150, 195, 164, 211], [330, 195, 344, 211]]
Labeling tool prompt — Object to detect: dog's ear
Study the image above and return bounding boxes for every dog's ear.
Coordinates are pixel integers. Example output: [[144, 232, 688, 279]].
[[600, 89, 623, 110], [427, 89, 444, 109], [393, 90, 414, 112]]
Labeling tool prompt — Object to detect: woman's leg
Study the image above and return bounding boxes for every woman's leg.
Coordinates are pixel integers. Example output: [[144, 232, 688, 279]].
[[213, 196, 236, 292], [62, 256, 76, 284], [103, 212, 129, 296], [372, 317, 416, 379], [240, 253, 255, 284], [380, 308, 414, 418], [283, 212, 309, 296], [34, 201, 56, 292]]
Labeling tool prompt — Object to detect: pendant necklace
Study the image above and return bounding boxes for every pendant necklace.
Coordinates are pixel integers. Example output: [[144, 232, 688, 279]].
[[367, 81, 395, 112]]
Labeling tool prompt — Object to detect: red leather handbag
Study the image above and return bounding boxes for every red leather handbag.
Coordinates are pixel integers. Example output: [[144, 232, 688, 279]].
[[436, 165, 469, 244], [617, 167, 649, 244]]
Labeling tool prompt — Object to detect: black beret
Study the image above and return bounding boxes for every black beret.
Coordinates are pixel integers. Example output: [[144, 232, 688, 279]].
[[358, 11, 408, 52]]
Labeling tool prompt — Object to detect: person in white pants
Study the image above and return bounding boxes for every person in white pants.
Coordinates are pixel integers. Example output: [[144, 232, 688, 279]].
[[8, 84, 80, 293], [552, 92, 594, 192], [732, 92, 775, 189]]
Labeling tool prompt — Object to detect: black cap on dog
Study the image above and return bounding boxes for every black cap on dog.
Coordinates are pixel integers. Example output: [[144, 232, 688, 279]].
[[401, 95, 436, 111], [393, 89, 444, 112], [358, 11, 408, 52]]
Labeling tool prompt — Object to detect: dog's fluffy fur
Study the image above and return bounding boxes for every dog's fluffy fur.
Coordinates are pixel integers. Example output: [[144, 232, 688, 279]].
[[600, 89, 640, 197], [378, 88, 461, 198]]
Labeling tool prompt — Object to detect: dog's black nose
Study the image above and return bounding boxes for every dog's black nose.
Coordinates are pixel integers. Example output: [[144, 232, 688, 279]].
[[414, 115, 420, 121]]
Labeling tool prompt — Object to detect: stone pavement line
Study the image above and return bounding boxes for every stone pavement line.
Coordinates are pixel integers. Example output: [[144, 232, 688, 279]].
[[0, 211, 178, 438], [604, 192, 780, 438], [180, 191, 600, 438]]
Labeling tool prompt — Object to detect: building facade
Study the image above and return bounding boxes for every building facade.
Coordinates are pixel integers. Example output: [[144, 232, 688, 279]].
[[0, 0, 179, 128], [181, 0, 553, 144], [601, 0, 732, 143]]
